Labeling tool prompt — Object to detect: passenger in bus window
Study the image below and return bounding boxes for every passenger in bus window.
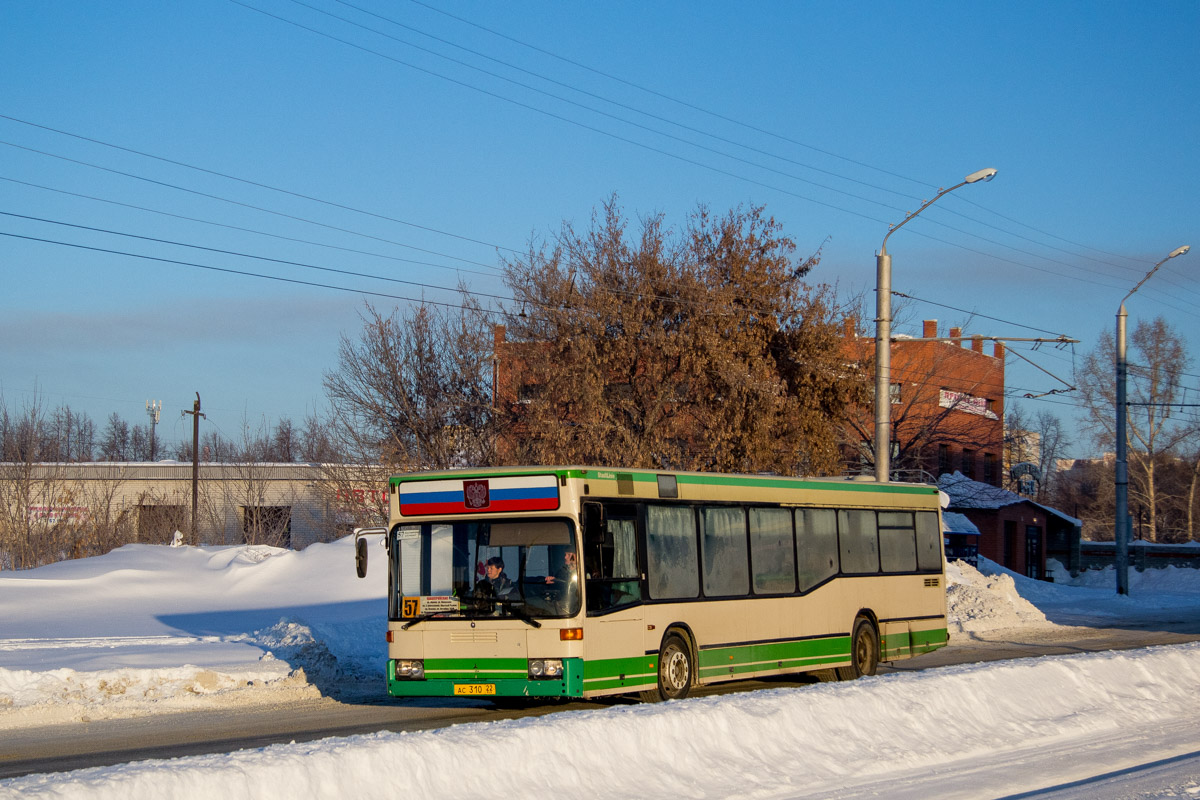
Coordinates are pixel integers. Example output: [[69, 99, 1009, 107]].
[[545, 550, 578, 585]]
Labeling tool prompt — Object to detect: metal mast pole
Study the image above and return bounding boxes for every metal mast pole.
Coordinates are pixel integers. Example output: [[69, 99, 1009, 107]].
[[1114, 245, 1190, 594], [874, 167, 997, 482]]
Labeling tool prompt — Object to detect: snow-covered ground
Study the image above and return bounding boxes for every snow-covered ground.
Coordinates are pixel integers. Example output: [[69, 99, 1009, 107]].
[[4, 539, 1200, 799]]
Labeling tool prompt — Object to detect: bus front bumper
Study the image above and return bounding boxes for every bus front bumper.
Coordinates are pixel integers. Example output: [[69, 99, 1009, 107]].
[[386, 657, 584, 698]]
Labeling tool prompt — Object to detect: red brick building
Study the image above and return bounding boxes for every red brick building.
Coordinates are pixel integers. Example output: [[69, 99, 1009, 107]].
[[939, 472, 1081, 579], [844, 320, 1006, 485]]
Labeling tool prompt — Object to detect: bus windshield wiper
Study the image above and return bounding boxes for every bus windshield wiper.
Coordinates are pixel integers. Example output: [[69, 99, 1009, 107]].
[[401, 612, 448, 630], [500, 601, 542, 628]]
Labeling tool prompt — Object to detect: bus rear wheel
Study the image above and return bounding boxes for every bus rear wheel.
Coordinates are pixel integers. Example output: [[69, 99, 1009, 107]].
[[837, 617, 879, 681], [641, 634, 693, 702]]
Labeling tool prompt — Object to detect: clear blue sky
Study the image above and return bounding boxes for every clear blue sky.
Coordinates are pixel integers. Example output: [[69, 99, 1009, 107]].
[[2, 0, 1197, 458]]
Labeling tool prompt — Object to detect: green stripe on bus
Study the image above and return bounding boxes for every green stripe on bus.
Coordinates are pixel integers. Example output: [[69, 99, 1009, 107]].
[[676, 472, 937, 495], [583, 654, 656, 682], [696, 635, 851, 678], [388, 627, 948, 697], [422, 657, 528, 683], [582, 653, 657, 692]]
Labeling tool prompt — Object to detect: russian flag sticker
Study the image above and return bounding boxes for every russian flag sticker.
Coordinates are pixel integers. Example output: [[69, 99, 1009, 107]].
[[399, 474, 560, 516]]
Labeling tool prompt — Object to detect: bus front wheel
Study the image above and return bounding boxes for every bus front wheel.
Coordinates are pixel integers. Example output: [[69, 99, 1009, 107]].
[[641, 633, 693, 702], [837, 617, 879, 681]]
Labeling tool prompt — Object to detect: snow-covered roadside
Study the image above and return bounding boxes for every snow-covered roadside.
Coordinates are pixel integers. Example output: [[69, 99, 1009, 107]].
[[6, 642, 1200, 800], [4, 542, 1200, 729], [7, 541, 1200, 798], [0, 538, 384, 729], [0, 547, 1043, 728]]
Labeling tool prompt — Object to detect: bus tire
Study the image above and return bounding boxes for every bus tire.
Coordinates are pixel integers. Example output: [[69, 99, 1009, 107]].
[[836, 617, 879, 681], [640, 633, 693, 702]]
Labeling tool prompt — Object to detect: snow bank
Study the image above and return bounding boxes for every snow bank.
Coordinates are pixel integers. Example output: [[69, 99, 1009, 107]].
[[1050, 559, 1200, 594], [0, 538, 384, 727], [945, 558, 1053, 634]]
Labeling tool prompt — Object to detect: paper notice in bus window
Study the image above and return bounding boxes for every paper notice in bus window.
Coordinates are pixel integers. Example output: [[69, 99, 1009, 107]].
[[422, 596, 458, 613]]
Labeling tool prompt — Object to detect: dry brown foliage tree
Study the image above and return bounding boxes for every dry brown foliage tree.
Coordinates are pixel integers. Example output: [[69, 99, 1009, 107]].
[[498, 198, 863, 475]]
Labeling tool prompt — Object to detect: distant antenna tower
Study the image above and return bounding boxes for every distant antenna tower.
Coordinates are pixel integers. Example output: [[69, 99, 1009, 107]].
[[146, 399, 161, 461]]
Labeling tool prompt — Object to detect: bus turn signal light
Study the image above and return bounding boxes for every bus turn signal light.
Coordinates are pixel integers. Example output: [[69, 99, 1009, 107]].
[[560, 628, 583, 641]]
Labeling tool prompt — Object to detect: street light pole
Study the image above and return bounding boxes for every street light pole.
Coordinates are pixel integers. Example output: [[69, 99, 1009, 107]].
[[1114, 244, 1190, 594], [874, 167, 997, 482]]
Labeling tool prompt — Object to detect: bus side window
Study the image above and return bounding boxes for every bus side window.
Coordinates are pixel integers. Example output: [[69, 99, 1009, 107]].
[[796, 509, 838, 591], [838, 509, 880, 575], [914, 511, 943, 571], [700, 506, 748, 597], [749, 507, 796, 594], [584, 504, 642, 611], [878, 511, 917, 573], [646, 505, 699, 600]]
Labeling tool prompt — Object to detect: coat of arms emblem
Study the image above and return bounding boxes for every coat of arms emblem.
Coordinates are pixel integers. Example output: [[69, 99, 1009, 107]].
[[463, 480, 490, 509]]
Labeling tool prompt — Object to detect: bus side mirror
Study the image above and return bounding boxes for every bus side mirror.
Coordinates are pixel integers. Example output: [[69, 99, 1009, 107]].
[[355, 538, 368, 578], [353, 527, 387, 579]]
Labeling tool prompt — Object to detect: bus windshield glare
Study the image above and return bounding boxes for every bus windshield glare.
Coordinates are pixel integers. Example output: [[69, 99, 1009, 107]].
[[394, 519, 580, 620]]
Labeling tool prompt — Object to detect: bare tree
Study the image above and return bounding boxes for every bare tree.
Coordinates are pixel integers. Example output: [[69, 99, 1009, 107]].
[[1076, 316, 1196, 541], [1004, 403, 1071, 502], [175, 430, 235, 463], [69, 464, 136, 559], [0, 393, 73, 568], [271, 418, 297, 462], [1184, 446, 1200, 541], [48, 406, 96, 461], [1052, 458, 1113, 541], [299, 411, 342, 463], [99, 413, 132, 461], [324, 294, 498, 471]]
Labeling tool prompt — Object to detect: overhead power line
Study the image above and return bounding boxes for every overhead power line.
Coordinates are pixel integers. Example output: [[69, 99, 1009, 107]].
[[0, 113, 512, 255], [224, 0, 895, 225], [303, 0, 927, 206], [0, 175, 502, 280], [0, 138, 502, 273], [0, 229, 498, 314], [401, 0, 937, 190], [394, 0, 1170, 285], [890, 291, 1074, 338], [219, 4, 1199, 310], [0, 210, 513, 303]]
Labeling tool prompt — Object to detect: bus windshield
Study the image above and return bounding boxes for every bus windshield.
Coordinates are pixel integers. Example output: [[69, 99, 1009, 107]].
[[393, 518, 580, 620]]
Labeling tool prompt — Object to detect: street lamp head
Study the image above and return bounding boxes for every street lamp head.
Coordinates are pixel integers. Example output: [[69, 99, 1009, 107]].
[[964, 167, 998, 184], [1168, 245, 1190, 259]]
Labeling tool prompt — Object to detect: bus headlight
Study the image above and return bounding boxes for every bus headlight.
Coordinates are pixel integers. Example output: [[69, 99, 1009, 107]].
[[395, 659, 425, 679], [529, 659, 564, 679]]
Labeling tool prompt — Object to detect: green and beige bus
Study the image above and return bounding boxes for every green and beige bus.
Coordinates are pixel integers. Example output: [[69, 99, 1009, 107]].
[[354, 466, 948, 702]]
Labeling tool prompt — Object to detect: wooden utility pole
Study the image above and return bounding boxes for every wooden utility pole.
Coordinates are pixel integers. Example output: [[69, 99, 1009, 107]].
[[182, 393, 205, 545]]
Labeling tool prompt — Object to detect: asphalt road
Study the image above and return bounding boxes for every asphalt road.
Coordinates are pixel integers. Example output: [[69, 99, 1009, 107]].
[[4, 617, 1200, 781]]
